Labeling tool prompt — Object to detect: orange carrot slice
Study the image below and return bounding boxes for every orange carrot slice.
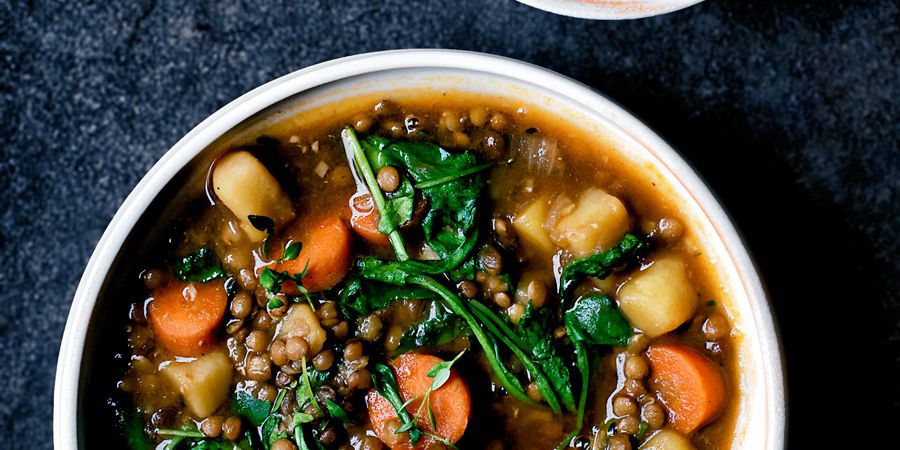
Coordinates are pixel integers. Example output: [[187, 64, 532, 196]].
[[275, 215, 352, 293], [147, 280, 227, 356], [647, 344, 726, 433], [367, 353, 471, 450], [349, 193, 390, 246]]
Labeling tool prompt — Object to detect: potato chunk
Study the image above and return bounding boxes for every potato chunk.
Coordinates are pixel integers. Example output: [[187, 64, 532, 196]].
[[550, 188, 629, 257], [275, 304, 326, 355], [617, 256, 695, 338], [639, 428, 697, 450], [212, 151, 295, 242], [512, 195, 556, 256], [161, 349, 232, 418]]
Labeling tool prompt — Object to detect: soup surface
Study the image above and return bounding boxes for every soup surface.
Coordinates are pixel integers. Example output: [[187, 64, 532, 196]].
[[107, 92, 739, 450]]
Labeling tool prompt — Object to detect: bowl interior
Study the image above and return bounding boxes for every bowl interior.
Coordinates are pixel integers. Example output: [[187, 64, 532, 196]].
[[55, 51, 782, 449]]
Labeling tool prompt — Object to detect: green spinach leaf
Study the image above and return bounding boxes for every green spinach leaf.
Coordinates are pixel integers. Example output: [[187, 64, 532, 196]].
[[558, 233, 649, 296], [339, 276, 435, 316], [232, 391, 271, 427], [174, 247, 225, 282], [395, 302, 469, 354], [516, 303, 576, 412], [371, 363, 421, 444], [564, 294, 632, 346]]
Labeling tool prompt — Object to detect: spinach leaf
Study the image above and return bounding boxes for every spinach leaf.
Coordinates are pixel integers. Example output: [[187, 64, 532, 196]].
[[564, 294, 632, 346], [325, 399, 353, 424], [361, 136, 486, 260], [261, 415, 288, 450], [396, 302, 469, 354], [174, 247, 225, 282], [355, 228, 480, 283], [339, 276, 435, 316], [116, 407, 151, 450], [359, 136, 416, 234], [231, 391, 271, 427], [558, 233, 649, 296], [516, 303, 576, 412], [371, 363, 421, 444]]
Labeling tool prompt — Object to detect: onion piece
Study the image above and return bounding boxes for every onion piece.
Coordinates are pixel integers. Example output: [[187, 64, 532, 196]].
[[513, 132, 559, 175]]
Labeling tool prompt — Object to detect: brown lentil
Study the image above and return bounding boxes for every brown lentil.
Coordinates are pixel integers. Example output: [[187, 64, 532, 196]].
[[258, 384, 278, 403], [493, 291, 512, 308], [347, 368, 372, 390], [344, 341, 364, 361], [613, 395, 638, 416], [377, 166, 400, 192], [469, 106, 489, 127], [222, 416, 242, 441], [642, 401, 665, 429], [526, 280, 548, 308], [526, 381, 543, 402], [331, 320, 350, 339], [230, 292, 253, 319], [489, 112, 509, 131], [458, 280, 478, 299], [624, 354, 649, 380], [703, 313, 730, 340], [245, 330, 268, 352], [358, 314, 383, 342], [352, 114, 374, 133], [246, 353, 272, 381], [285, 336, 310, 362], [479, 246, 503, 275], [623, 378, 646, 398], [617, 415, 640, 435], [200, 415, 224, 438], [313, 350, 334, 371], [272, 438, 297, 450], [607, 435, 632, 450], [270, 339, 288, 366]]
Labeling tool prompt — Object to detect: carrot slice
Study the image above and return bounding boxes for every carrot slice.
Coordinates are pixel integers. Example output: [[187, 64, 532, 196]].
[[647, 344, 726, 433], [147, 280, 227, 357], [349, 193, 390, 246], [275, 215, 352, 293], [367, 353, 471, 450]]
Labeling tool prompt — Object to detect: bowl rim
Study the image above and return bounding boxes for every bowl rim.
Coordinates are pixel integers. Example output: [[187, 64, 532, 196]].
[[513, 0, 705, 20], [53, 49, 785, 449]]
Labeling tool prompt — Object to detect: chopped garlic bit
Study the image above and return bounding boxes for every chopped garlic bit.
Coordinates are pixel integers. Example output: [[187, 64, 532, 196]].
[[289, 135, 300, 144], [314, 161, 329, 178], [311, 141, 320, 153]]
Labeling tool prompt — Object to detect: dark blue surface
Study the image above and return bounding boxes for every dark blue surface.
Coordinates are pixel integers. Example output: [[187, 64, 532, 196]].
[[1, 0, 897, 448]]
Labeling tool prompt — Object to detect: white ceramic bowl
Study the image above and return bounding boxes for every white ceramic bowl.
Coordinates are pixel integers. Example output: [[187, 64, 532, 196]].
[[514, 0, 704, 19], [53, 50, 784, 449]]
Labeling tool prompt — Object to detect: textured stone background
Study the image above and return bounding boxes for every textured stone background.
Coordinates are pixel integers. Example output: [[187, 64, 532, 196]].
[[1, 0, 897, 448]]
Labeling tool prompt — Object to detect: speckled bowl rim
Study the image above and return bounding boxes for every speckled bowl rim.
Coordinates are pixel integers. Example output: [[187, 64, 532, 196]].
[[514, 0, 704, 19], [53, 49, 785, 449]]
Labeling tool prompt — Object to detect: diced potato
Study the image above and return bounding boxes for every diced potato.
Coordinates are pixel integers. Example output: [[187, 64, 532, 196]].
[[640, 428, 697, 450], [161, 349, 232, 418], [212, 151, 295, 242], [513, 195, 556, 256], [275, 304, 326, 355], [617, 256, 696, 338], [550, 188, 630, 257]]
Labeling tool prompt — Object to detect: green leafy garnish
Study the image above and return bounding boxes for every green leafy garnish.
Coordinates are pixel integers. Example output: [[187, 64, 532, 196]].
[[341, 128, 410, 260], [281, 241, 302, 262], [259, 266, 309, 297], [516, 303, 576, 412], [558, 233, 649, 296], [325, 399, 353, 424], [396, 302, 469, 355], [231, 391, 271, 426], [174, 247, 225, 282], [115, 407, 151, 450], [371, 363, 422, 444], [339, 276, 435, 316], [406, 350, 466, 431], [564, 294, 632, 346]]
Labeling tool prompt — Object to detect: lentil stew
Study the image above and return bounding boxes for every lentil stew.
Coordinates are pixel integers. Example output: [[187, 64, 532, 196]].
[[99, 92, 739, 450]]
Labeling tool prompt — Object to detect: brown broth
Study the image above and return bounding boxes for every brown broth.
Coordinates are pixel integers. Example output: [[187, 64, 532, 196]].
[[111, 91, 739, 450]]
